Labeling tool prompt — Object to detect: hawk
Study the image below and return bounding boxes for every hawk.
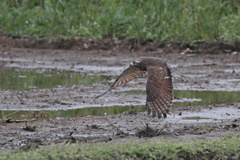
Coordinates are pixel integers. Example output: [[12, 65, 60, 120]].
[[96, 57, 173, 118]]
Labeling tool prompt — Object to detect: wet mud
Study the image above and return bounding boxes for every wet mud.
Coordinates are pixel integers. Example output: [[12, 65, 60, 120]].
[[0, 40, 240, 152]]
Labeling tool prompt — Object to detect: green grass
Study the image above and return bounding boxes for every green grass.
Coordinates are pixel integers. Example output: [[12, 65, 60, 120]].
[[0, 0, 239, 43], [0, 136, 239, 160]]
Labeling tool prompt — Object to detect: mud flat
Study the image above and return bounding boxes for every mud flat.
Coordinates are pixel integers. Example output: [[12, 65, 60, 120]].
[[0, 47, 239, 152]]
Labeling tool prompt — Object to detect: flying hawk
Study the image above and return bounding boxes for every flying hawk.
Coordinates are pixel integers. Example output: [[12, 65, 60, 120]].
[[96, 57, 173, 118]]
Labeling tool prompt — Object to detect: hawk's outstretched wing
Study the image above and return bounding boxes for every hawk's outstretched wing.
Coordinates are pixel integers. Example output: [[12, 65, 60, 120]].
[[146, 65, 173, 118], [95, 66, 146, 98]]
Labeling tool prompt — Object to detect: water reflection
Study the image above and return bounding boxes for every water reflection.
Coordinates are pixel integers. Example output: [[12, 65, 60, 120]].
[[0, 68, 108, 90], [0, 68, 239, 120], [122, 90, 240, 106], [0, 105, 145, 120], [174, 90, 240, 106], [1, 90, 239, 120]]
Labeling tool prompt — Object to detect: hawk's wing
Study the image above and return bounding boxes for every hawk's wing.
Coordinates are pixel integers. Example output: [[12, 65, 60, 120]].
[[95, 66, 146, 98], [146, 65, 173, 118]]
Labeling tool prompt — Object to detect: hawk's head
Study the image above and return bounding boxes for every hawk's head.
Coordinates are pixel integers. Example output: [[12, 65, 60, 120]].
[[130, 60, 146, 71], [130, 60, 140, 67]]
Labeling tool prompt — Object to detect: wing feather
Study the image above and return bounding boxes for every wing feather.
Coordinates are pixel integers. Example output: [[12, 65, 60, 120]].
[[146, 65, 173, 118], [95, 66, 146, 98], [111, 66, 146, 88]]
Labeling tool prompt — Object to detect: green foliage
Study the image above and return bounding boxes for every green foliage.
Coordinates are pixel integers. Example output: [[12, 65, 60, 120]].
[[0, 136, 239, 160], [0, 0, 239, 43]]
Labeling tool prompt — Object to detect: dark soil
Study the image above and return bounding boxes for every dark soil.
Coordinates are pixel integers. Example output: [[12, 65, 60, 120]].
[[0, 37, 240, 153]]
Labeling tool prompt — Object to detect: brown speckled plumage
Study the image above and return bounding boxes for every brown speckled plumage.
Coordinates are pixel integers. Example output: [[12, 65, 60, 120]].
[[96, 57, 173, 118]]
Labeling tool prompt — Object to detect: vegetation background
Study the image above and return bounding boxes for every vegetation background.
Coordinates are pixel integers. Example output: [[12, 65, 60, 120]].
[[0, 0, 239, 43], [1, 137, 240, 160]]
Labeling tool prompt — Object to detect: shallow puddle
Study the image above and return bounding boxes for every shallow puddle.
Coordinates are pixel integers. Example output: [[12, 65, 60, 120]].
[[174, 90, 240, 106], [182, 116, 211, 120], [1, 89, 239, 120], [167, 106, 240, 123], [0, 68, 108, 90], [0, 105, 145, 120], [122, 90, 240, 106], [0, 68, 239, 121]]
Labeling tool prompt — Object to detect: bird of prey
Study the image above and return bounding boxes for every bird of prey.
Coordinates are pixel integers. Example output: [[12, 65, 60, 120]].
[[96, 57, 173, 118]]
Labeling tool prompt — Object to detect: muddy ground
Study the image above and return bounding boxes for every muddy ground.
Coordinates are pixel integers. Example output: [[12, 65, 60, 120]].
[[0, 38, 240, 153]]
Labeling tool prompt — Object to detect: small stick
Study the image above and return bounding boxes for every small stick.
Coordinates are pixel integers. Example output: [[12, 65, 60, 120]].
[[104, 117, 125, 135], [95, 87, 112, 99]]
